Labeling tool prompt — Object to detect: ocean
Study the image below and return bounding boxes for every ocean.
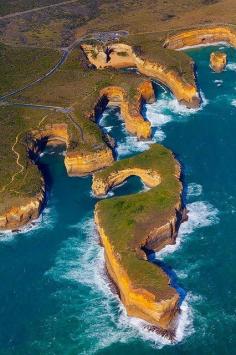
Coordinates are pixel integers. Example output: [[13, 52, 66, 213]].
[[0, 44, 236, 354]]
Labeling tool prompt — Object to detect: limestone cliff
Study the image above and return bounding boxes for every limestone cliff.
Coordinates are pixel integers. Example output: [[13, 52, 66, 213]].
[[82, 43, 200, 108], [65, 147, 114, 176], [93, 144, 187, 331], [95, 209, 180, 330], [92, 167, 161, 196], [0, 184, 45, 231], [99, 81, 154, 140], [164, 26, 236, 49], [31, 122, 114, 177], [0, 121, 113, 232], [210, 51, 227, 72]]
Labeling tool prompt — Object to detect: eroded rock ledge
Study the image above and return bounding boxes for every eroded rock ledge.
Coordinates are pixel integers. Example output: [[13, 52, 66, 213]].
[[0, 186, 45, 231], [93, 167, 161, 196], [99, 81, 154, 140], [93, 144, 187, 331]]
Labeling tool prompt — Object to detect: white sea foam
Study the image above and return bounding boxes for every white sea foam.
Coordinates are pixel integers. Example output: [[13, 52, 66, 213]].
[[116, 134, 154, 158], [47, 216, 197, 352], [231, 99, 236, 107], [178, 42, 229, 51], [227, 63, 236, 71], [157, 201, 219, 258], [0, 206, 55, 242], [187, 183, 203, 198], [145, 92, 208, 142]]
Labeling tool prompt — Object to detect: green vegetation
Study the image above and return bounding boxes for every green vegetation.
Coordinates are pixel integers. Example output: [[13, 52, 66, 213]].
[[95, 144, 182, 299], [0, 43, 61, 96], [124, 33, 196, 85], [0, 105, 71, 214], [13, 46, 150, 154], [0, 47, 152, 213]]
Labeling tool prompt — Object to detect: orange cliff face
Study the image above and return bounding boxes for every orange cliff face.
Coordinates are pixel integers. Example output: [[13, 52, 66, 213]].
[[0, 186, 45, 231], [82, 43, 200, 109], [0, 122, 113, 231], [100, 82, 154, 140], [132, 53, 200, 108], [92, 167, 161, 196], [94, 209, 180, 330], [31, 122, 114, 177], [64, 147, 114, 176], [164, 26, 236, 49], [210, 51, 227, 72], [92, 150, 187, 331]]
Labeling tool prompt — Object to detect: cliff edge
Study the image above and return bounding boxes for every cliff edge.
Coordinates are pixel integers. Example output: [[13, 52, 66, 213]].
[[93, 144, 187, 331]]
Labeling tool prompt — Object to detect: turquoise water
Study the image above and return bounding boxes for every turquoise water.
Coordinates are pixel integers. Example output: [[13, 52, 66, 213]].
[[1, 44, 236, 354]]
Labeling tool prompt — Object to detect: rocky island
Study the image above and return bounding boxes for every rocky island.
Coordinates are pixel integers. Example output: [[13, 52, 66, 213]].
[[93, 144, 186, 331], [210, 51, 227, 72]]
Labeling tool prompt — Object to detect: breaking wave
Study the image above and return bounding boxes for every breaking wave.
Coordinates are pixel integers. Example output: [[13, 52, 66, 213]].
[[46, 216, 196, 353], [0, 206, 55, 242], [231, 99, 236, 107], [227, 63, 236, 71], [157, 201, 219, 258]]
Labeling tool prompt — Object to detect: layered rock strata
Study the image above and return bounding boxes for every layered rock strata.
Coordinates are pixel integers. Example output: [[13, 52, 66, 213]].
[[31, 122, 114, 177], [164, 26, 236, 49], [65, 148, 114, 176], [93, 144, 187, 331], [0, 185, 45, 231], [92, 167, 161, 196], [210, 51, 227, 72], [99, 81, 154, 140]]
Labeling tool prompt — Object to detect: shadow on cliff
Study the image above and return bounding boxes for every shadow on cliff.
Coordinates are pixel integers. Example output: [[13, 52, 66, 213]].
[[146, 249, 187, 305], [34, 146, 65, 216]]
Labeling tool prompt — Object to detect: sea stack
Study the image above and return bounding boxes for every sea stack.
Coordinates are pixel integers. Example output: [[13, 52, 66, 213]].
[[210, 51, 227, 72]]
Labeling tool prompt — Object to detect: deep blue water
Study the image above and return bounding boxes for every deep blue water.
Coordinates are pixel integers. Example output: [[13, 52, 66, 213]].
[[1, 45, 236, 354]]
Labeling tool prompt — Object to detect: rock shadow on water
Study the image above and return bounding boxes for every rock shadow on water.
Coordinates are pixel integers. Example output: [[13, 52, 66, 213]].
[[145, 248, 187, 342]]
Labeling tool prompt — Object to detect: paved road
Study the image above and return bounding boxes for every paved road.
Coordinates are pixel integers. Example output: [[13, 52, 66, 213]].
[[0, 49, 68, 101], [0, 36, 85, 102]]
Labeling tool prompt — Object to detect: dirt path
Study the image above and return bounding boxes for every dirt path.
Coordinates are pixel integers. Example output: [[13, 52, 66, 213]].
[[0, 0, 80, 20], [0, 132, 24, 193]]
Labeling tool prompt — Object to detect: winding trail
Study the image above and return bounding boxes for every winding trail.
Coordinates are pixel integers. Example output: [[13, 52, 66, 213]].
[[0, 132, 24, 193], [0, 113, 49, 194]]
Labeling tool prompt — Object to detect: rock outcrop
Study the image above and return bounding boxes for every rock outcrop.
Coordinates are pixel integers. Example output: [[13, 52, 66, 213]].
[[0, 185, 45, 231], [93, 144, 187, 331], [82, 43, 200, 108], [95, 210, 180, 330], [92, 167, 161, 196], [210, 51, 227, 72], [65, 147, 114, 176], [99, 81, 155, 140], [0, 121, 113, 232], [164, 26, 236, 49], [31, 122, 114, 176]]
